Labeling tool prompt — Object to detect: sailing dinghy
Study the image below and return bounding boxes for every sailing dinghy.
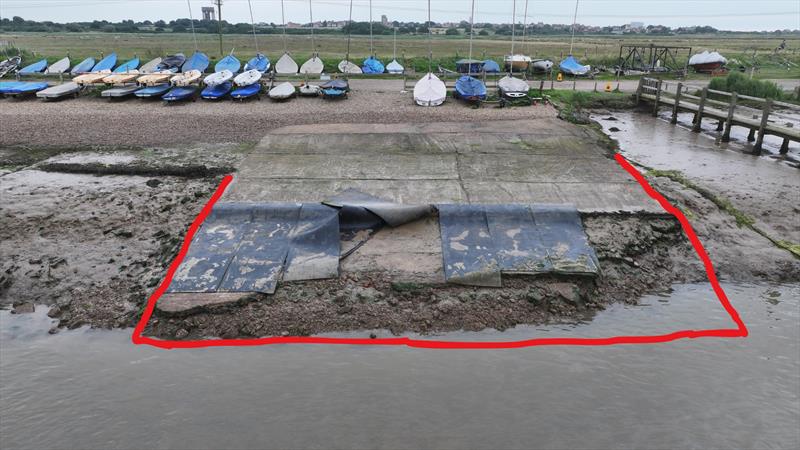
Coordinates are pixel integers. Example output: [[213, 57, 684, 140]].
[[454, 0, 487, 104], [139, 57, 162, 74], [70, 57, 95, 75], [18, 59, 48, 74], [268, 81, 296, 101], [361, 1, 385, 74], [300, 0, 324, 75], [320, 78, 348, 99], [73, 69, 112, 86], [231, 82, 261, 100], [37, 82, 82, 100], [498, 75, 529, 99], [275, 53, 299, 74], [559, 55, 590, 76], [44, 57, 70, 74], [414, 0, 446, 107], [202, 81, 233, 100], [386, 28, 404, 74], [4, 81, 50, 97], [339, 0, 363, 74], [201, 51, 240, 99], [244, 54, 270, 73], [531, 59, 553, 72], [231, 69, 263, 100], [204, 70, 234, 87], [299, 82, 320, 96]]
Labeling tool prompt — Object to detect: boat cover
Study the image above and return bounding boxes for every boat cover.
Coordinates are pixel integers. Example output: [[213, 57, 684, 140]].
[[215, 54, 241, 74], [456, 58, 483, 74], [18, 59, 48, 74], [71, 57, 96, 75], [413, 73, 446, 106], [320, 79, 348, 91], [163, 86, 197, 102], [438, 204, 599, 286], [73, 70, 112, 85], [171, 70, 202, 86], [135, 83, 171, 98], [92, 53, 117, 72], [182, 52, 210, 73], [157, 54, 186, 72], [299, 83, 320, 96], [361, 56, 385, 74], [559, 55, 590, 75], [0, 81, 25, 94], [275, 53, 299, 74], [233, 69, 262, 87], [338, 60, 363, 74], [231, 82, 262, 99], [300, 56, 324, 74], [100, 85, 142, 98], [455, 75, 487, 101], [37, 82, 82, 99], [268, 81, 296, 100], [386, 59, 404, 74], [202, 81, 233, 99], [102, 72, 140, 85], [498, 75, 529, 97], [5, 81, 50, 95], [204, 70, 234, 87], [44, 57, 70, 74], [114, 58, 140, 73], [245, 54, 270, 73], [689, 51, 727, 66], [139, 57, 162, 74], [136, 71, 175, 86], [482, 59, 501, 73]]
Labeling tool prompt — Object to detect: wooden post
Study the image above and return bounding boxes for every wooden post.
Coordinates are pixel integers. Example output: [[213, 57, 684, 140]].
[[692, 87, 707, 132], [716, 120, 724, 131], [539, 80, 544, 97], [753, 99, 772, 154], [652, 78, 663, 117], [747, 128, 756, 141], [780, 138, 790, 154], [721, 92, 737, 142], [635, 77, 643, 104], [593, 81, 597, 92], [671, 82, 682, 124]]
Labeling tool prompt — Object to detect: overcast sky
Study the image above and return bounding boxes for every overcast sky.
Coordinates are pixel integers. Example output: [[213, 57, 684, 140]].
[[1, 0, 798, 31]]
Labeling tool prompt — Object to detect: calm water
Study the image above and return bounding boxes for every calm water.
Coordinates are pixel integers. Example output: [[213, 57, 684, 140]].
[[2, 283, 798, 450]]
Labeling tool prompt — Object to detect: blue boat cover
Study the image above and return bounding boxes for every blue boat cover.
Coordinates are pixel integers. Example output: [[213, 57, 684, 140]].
[[483, 59, 501, 73], [92, 53, 117, 72], [0, 81, 25, 94], [71, 57, 95, 75], [322, 88, 347, 98], [19, 59, 48, 74], [244, 54, 270, 73], [163, 86, 197, 102], [362, 56, 385, 74], [6, 81, 50, 94], [559, 55, 590, 75], [438, 204, 599, 286], [201, 81, 233, 100], [114, 58, 140, 73], [455, 75, 487, 101], [182, 52, 210, 73], [231, 82, 261, 99], [320, 79, 348, 91], [215, 55, 241, 74], [135, 83, 171, 98]]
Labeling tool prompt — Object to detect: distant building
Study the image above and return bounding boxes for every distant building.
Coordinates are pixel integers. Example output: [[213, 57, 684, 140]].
[[202, 7, 215, 21], [381, 15, 388, 26]]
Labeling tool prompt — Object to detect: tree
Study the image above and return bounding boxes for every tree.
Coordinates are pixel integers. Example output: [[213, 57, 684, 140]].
[[478, 29, 489, 36], [445, 28, 459, 35]]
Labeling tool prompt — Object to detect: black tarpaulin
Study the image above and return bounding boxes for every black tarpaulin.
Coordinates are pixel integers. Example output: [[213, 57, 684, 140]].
[[437, 204, 502, 287], [283, 203, 341, 281], [484, 204, 553, 275], [323, 189, 433, 228], [531, 204, 600, 275]]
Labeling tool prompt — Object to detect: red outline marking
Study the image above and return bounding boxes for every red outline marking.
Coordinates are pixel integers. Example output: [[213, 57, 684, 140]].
[[131, 154, 748, 349]]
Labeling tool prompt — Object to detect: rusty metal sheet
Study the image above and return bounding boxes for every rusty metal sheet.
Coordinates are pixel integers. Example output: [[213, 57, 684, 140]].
[[437, 204, 502, 287], [484, 204, 553, 275], [218, 203, 302, 294], [531, 204, 599, 275], [282, 203, 341, 281]]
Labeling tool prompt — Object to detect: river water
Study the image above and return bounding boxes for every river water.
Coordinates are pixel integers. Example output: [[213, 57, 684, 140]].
[[2, 282, 798, 450]]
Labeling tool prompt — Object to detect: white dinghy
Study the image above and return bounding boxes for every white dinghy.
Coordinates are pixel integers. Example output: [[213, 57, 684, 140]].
[[498, 75, 529, 98], [274, 0, 299, 74], [338, 0, 363, 75], [414, 0, 445, 107], [204, 69, 234, 87], [234, 69, 263, 87], [139, 57, 162, 74], [44, 57, 70, 74], [268, 81, 296, 100], [300, 0, 324, 75], [386, 28, 404, 74]]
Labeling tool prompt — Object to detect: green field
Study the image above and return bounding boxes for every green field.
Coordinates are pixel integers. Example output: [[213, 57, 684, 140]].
[[2, 32, 799, 78]]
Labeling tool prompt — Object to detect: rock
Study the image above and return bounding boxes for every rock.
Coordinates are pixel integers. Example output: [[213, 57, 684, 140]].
[[115, 230, 134, 239], [436, 299, 456, 314], [609, 127, 621, 132], [337, 305, 353, 314], [146, 179, 162, 188], [526, 288, 546, 304], [605, 116, 618, 121], [457, 292, 472, 303], [175, 328, 189, 338], [551, 283, 581, 305], [353, 287, 381, 303], [11, 302, 34, 314], [369, 333, 377, 339]]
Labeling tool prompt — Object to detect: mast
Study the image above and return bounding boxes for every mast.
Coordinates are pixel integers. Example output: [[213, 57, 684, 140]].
[[468, 0, 475, 67], [280, 0, 288, 54], [346, 0, 354, 63], [309, 0, 315, 56], [510, 0, 516, 58], [522, 0, 529, 56], [427, 0, 433, 75], [247, 0, 259, 54], [569, 0, 579, 55], [369, 0, 374, 56], [393, 27, 397, 60], [186, 0, 198, 52]]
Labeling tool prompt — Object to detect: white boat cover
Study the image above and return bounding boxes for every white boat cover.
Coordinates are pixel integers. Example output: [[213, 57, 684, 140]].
[[269, 81, 296, 99], [36, 82, 81, 99], [204, 70, 234, 87], [505, 54, 532, 64], [498, 75, 530, 97], [338, 60, 363, 74], [299, 83, 320, 96], [139, 57, 162, 74], [386, 59, 404, 74], [531, 59, 553, 71], [171, 70, 202, 86], [413, 73, 446, 107], [44, 57, 70, 74], [300, 56, 324, 74], [275, 53, 299, 74], [234, 69, 262, 87], [689, 51, 727, 66]]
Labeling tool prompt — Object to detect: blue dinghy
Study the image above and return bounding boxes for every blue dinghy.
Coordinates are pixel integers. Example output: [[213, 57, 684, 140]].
[[454, 75, 487, 102], [483, 60, 501, 73], [201, 81, 233, 100], [362, 56, 385, 74], [182, 52, 210, 73], [320, 79, 349, 99], [92, 53, 117, 72], [162, 86, 197, 103], [0, 81, 25, 94], [244, 54, 270, 73], [559, 55, 591, 76], [215, 54, 241, 73], [135, 83, 171, 98], [5, 81, 50, 96], [230, 82, 261, 100], [71, 57, 96, 75], [114, 57, 140, 73], [18, 59, 48, 74]]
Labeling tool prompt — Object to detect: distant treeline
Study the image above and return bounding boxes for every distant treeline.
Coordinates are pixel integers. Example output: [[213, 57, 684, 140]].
[[1, 16, 798, 36]]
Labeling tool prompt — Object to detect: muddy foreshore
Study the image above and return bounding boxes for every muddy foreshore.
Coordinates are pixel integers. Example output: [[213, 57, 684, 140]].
[[2, 106, 798, 339]]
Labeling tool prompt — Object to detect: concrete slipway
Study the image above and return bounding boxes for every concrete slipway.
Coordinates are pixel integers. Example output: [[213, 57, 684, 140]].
[[158, 119, 663, 313]]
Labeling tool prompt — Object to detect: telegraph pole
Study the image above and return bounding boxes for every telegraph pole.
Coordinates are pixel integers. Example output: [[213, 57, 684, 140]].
[[214, 0, 224, 56]]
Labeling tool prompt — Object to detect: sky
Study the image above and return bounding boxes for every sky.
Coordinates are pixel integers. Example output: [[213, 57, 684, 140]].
[[1, 0, 798, 31]]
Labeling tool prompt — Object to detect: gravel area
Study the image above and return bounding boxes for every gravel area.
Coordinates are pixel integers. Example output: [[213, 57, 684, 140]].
[[0, 88, 556, 147]]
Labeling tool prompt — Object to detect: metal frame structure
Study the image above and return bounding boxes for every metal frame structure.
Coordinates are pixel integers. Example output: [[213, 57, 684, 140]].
[[617, 44, 692, 73]]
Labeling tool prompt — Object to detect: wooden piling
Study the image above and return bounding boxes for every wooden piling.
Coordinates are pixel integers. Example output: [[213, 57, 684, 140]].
[[747, 128, 756, 142], [780, 138, 790, 154], [635, 77, 643, 104], [721, 92, 737, 142], [670, 82, 682, 124], [716, 120, 724, 131], [652, 79, 663, 117], [753, 99, 772, 154], [692, 87, 708, 132]]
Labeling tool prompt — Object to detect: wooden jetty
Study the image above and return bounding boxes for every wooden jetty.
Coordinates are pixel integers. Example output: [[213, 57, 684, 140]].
[[636, 77, 800, 154]]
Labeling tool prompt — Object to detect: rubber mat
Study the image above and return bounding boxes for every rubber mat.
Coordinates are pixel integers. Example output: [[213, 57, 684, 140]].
[[283, 203, 341, 281], [437, 204, 502, 287]]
